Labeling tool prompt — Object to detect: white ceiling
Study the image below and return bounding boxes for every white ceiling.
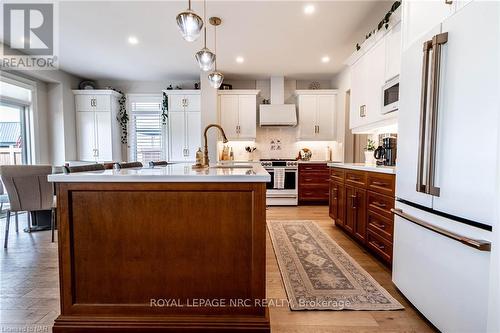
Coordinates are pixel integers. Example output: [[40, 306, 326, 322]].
[[57, 1, 392, 81]]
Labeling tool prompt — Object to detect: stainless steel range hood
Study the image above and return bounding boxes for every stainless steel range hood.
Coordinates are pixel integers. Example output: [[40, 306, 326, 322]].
[[259, 77, 297, 126]]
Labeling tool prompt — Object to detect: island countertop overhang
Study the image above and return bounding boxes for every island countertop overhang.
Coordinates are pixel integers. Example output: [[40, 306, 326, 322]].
[[48, 162, 271, 183]]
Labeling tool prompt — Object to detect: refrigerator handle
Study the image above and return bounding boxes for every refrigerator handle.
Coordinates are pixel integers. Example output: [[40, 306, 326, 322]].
[[426, 32, 448, 197], [416, 40, 433, 193], [391, 208, 491, 252]]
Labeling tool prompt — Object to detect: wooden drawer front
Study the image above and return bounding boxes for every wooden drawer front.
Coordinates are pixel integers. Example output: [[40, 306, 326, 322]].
[[299, 187, 330, 201], [345, 170, 367, 188], [367, 230, 393, 264], [367, 191, 394, 219], [330, 168, 344, 182], [299, 163, 328, 172], [367, 172, 395, 196], [367, 211, 393, 242], [299, 172, 329, 185]]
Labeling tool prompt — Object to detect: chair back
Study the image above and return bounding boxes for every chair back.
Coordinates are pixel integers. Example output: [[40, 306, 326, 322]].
[[63, 164, 105, 174], [148, 161, 169, 168], [0, 165, 53, 212], [114, 162, 143, 170]]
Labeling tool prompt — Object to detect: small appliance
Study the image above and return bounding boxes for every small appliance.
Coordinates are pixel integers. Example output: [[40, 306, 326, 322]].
[[373, 137, 397, 166], [381, 76, 399, 114]]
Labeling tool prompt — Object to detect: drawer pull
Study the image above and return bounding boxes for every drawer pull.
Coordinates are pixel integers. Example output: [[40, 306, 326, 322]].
[[372, 181, 388, 186], [372, 201, 387, 208], [370, 241, 385, 250], [373, 222, 386, 229], [349, 176, 360, 181]]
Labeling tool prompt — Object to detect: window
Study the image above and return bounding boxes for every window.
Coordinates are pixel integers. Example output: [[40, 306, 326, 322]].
[[128, 94, 165, 164], [0, 80, 33, 165]]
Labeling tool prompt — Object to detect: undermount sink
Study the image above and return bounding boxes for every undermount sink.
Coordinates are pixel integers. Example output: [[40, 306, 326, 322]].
[[211, 164, 253, 169]]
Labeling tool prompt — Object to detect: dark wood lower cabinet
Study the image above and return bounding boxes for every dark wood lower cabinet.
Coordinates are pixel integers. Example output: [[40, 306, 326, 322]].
[[329, 167, 395, 265], [299, 163, 330, 204]]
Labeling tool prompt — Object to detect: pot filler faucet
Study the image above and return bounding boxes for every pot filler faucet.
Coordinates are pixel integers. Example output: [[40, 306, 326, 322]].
[[203, 124, 228, 167]]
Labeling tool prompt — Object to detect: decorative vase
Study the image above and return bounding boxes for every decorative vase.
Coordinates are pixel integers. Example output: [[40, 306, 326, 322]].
[[364, 151, 376, 165]]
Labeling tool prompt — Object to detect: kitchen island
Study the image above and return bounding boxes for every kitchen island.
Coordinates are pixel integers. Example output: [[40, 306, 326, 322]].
[[48, 163, 271, 333]]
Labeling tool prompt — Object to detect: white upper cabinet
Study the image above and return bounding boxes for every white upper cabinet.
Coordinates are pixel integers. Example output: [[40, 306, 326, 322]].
[[346, 8, 401, 133], [165, 90, 201, 162], [401, 0, 455, 51], [73, 90, 122, 162], [296, 90, 337, 141], [218, 90, 259, 140], [384, 21, 402, 82]]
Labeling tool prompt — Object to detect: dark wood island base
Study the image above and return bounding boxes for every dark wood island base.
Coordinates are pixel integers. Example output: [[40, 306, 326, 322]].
[[52, 181, 270, 333]]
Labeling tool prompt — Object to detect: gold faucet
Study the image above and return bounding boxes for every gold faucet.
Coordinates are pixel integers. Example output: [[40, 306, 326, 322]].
[[202, 124, 228, 167]]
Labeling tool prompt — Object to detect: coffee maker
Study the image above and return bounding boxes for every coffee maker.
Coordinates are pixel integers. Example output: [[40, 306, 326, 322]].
[[373, 137, 397, 166]]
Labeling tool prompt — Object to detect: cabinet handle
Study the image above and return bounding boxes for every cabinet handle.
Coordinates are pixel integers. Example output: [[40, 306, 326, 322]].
[[372, 201, 386, 208], [445, 0, 452, 4], [350, 194, 357, 209], [372, 181, 387, 186], [373, 222, 386, 229], [370, 240, 385, 250], [349, 176, 360, 181], [317, 125, 320, 134]]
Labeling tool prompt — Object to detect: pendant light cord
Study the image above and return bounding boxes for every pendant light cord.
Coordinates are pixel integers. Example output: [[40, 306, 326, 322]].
[[188, 0, 192, 10], [214, 24, 217, 70], [203, 0, 207, 48]]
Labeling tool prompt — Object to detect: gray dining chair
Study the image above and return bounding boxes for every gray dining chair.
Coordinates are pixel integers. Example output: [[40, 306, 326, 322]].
[[0, 165, 55, 248], [0, 180, 18, 229]]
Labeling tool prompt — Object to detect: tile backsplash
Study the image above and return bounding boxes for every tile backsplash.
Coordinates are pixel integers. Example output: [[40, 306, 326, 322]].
[[219, 127, 343, 162]]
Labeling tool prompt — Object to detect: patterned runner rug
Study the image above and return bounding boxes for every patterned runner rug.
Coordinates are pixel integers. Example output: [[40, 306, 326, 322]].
[[267, 220, 404, 311]]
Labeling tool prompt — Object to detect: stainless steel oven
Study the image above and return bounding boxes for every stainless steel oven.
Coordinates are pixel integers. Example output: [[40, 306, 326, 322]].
[[261, 159, 298, 206]]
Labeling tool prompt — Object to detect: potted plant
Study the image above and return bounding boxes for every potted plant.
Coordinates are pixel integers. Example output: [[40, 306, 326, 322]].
[[364, 139, 376, 165]]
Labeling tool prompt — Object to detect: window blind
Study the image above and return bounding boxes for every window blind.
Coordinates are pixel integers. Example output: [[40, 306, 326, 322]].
[[128, 95, 165, 164]]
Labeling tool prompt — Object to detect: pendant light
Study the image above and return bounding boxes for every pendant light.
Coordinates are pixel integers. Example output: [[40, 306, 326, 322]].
[[176, 0, 203, 42], [195, 0, 215, 71], [207, 17, 224, 89]]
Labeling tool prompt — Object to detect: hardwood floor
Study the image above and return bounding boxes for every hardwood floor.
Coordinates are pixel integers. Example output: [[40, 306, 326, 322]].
[[0, 207, 436, 332]]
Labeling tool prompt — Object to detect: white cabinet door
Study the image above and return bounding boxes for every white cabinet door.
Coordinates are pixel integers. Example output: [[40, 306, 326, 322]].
[[297, 95, 317, 140], [169, 95, 185, 112], [396, 25, 440, 208], [402, 0, 455, 51], [75, 95, 93, 112], [186, 112, 201, 161], [94, 95, 111, 112], [168, 112, 186, 162], [385, 21, 402, 82], [76, 111, 96, 161], [349, 57, 366, 130], [316, 95, 336, 140], [432, 1, 498, 225], [365, 38, 386, 124], [238, 95, 256, 139], [95, 111, 113, 161], [219, 95, 239, 139], [184, 94, 200, 112]]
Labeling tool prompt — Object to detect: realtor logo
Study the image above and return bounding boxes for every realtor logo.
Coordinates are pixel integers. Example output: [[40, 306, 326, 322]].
[[4, 3, 54, 55], [2, 2, 58, 69]]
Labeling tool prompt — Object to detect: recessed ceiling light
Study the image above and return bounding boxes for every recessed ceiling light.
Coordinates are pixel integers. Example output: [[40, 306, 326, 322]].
[[304, 4, 315, 15], [236, 56, 245, 63], [128, 36, 139, 45], [321, 56, 330, 63]]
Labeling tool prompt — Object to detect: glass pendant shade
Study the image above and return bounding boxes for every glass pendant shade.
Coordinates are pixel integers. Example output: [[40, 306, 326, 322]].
[[195, 47, 216, 71], [176, 10, 203, 42], [208, 71, 224, 88]]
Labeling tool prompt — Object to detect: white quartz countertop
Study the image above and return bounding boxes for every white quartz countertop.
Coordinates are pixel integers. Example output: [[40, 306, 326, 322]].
[[327, 162, 396, 174], [48, 163, 271, 183]]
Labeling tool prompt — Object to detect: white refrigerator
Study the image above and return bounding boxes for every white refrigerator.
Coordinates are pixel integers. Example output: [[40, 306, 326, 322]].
[[393, 2, 499, 332]]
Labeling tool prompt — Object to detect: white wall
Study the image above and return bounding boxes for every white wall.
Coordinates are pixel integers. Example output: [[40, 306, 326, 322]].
[[331, 66, 351, 162], [95, 80, 198, 94]]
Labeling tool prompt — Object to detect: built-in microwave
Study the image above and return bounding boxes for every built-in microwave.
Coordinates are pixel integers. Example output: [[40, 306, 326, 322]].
[[381, 76, 399, 114]]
